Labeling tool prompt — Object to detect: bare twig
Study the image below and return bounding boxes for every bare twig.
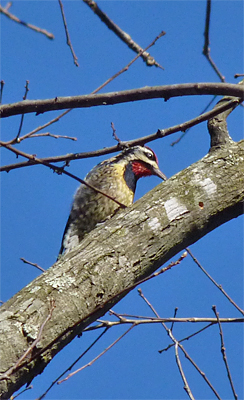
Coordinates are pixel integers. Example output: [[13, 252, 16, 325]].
[[37, 327, 109, 400], [0, 300, 55, 381], [118, 251, 188, 297], [0, 141, 127, 208], [10, 385, 33, 400], [14, 109, 72, 143], [159, 322, 214, 353], [3, 2, 12, 12], [93, 30, 166, 93], [203, 0, 225, 81], [170, 308, 178, 331], [58, 0, 79, 66], [20, 257, 45, 272], [138, 289, 195, 399], [85, 317, 244, 331], [138, 290, 222, 400], [0, 5, 54, 39], [16, 80, 29, 140], [0, 80, 4, 104], [212, 306, 238, 400], [83, 0, 164, 68], [187, 248, 244, 315], [170, 95, 217, 146], [57, 324, 135, 384], [111, 122, 122, 145], [175, 342, 195, 400], [0, 95, 241, 173], [234, 73, 244, 78], [19, 132, 77, 142]]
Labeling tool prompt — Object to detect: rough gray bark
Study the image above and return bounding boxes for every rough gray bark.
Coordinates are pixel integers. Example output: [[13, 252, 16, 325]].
[[0, 136, 244, 398]]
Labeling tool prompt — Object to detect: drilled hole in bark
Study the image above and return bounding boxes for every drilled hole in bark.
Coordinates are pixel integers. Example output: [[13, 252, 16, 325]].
[[199, 201, 204, 209]]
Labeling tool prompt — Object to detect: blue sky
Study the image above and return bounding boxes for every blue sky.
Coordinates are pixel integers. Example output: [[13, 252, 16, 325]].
[[0, 1, 243, 399]]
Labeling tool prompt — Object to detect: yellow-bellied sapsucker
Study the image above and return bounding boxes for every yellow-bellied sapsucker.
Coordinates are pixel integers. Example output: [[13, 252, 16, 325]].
[[59, 146, 166, 256]]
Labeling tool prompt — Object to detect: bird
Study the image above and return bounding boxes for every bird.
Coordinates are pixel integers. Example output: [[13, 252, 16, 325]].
[[58, 145, 166, 256]]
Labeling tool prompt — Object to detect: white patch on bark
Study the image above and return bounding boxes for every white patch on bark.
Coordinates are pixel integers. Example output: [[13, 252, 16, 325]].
[[30, 286, 41, 294], [148, 217, 161, 233], [44, 273, 76, 292], [118, 255, 128, 268], [191, 169, 217, 198], [164, 198, 189, 222], [198, 178, 217, 196]]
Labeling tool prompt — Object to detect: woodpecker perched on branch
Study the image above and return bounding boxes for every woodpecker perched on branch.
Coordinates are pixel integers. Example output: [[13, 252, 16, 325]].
[[59, 145, 166, 256]]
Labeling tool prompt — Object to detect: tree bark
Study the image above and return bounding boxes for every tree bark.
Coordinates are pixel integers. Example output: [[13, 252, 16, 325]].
[[0, 138, 243, 398]]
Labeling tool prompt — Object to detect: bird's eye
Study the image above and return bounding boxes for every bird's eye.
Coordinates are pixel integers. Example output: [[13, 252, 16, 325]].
[[146, 152, 155, 161]]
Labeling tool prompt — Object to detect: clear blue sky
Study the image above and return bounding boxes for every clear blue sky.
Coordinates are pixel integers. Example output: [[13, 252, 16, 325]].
[[1, 1, 243, 399]]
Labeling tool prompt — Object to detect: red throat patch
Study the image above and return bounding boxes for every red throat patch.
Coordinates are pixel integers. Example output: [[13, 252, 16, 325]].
[[132, 161, 152, 178]]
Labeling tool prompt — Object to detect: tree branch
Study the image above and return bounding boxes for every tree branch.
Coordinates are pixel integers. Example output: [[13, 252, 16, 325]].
[[0, 4, 54, 39], [0, 82, 243, 118], [58, 0, 79, 66], [0, 94, 241, 174], [83, 0, 164, 68], [0, 136, 243, 398]]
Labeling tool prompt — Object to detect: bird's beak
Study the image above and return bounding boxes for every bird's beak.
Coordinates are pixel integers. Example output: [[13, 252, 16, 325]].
[[152, 166, 167, 181]]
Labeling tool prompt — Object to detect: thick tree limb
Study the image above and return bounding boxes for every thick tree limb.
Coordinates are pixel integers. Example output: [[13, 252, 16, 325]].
[[0, 82, 243, 118], [0, 136, 243, 398]]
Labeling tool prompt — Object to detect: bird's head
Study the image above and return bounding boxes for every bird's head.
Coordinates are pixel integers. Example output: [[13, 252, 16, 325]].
[[120, 145, 167, 181]]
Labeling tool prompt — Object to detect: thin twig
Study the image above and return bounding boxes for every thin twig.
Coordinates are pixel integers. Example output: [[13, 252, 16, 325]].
[[159, 322, 214, 353], [83, 0, 164, 68], [0, 300, 55, 381], [16, 80, 29, 140], [58, 0, 79, 66], [111, 122, 122, 145], [14, 109, 72, 143], [85, 317, 244, 331], [0, 5, 54, 39], [187, 248, 244, 315], [1, 95, 241, 173], [19, 132, 77, 142], [37, 328, 109, 400], [10, 385, 33, 400], [57, 324, 136, 384], [0, 80, 4, 104], [202, 0, 225, 81], [93, 30, 166, 94], [138, 290, 221, 400], [175, 342, 195, 400], [138, 289, 195, 399], [3, 2, 12, 12], [212, 306, 238, 399], [114, 251, 188, 298], [170, 95, 217, 146], [0, 141, 127, 208], [170, 308, 178, 331], [20, 257, 45, 272]]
